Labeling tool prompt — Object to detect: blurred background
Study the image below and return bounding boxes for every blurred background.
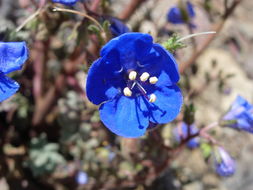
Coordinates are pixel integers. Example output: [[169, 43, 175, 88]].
[[0, 0, 253, 189]]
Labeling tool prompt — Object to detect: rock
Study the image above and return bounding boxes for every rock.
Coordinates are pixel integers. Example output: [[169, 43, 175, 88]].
[[183, 182, 203, 190], [193, 48, 253, 124], [139, 20, 158, 39], [222, 142, 253, 190], [0, 178, 9, 190], [202, 173, 220, 188], [173, 150, 208, 179]]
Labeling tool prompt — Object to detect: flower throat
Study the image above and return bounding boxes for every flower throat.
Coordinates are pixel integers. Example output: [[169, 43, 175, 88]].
[[123, 70, 158, 103]]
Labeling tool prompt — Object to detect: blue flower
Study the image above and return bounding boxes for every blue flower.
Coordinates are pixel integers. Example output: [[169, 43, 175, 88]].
[[75, 171, 88, 185], [0, 42, 28, 102], [222, 96, 253, 133], [107, 17, 130, 37], [52, 0, 78, 5], [86, 32, 183, 138], [215, 147, 236, 177], [173, 122, 199, 148], [167, 1, 195, 24]]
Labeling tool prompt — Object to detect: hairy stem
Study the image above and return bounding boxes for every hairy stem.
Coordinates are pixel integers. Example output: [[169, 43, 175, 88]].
[[16, 8, 42, 32], [52, 7, 104, 32]]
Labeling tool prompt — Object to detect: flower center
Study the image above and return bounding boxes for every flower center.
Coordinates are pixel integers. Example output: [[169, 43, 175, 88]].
[[123, 70, 158, 103]]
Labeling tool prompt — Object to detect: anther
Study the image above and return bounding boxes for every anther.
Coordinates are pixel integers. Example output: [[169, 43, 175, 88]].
[[149, 76, 158, 84], [123, 87, 132, 97], [140, 72, 150, 82], [128, 71, 137, 81], [149, 94, 157, 103]]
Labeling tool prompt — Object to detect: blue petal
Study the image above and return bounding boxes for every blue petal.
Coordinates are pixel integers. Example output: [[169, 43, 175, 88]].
[[100, 33, 153, 70], [142, 44, 179, 86], [231, 96, 252, 110], [167, 7, 183, 24], [187, 1, 195, 18], [173, 122, 199, 148], [0, 42, 28, 74], [187, 139, 199, 149], [223, 96, 253, 132], [99, 95, 149, 138], [237, 112, 253, 132], [216, 148, 236, 177], [216, 161, 235, 177], [76, 171, 88, 185], [147, 85, 183, 124], [0, 73, 20, 102], [167, 1, 195, 24], [52, 0, 78, 5], [107, 17, 130, 37], [86, 57, 125, 105]]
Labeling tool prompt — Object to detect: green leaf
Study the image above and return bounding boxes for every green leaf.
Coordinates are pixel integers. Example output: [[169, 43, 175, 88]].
[[34, 154, 48, 167], [200, 143, 212, 159], [44, 143, 59, 152], [183, 103, 196, 125], [102, 20, 110, 31], [88, 25, 100, 34], [162, 34, 186, 53], [27, 134, 66, 176]]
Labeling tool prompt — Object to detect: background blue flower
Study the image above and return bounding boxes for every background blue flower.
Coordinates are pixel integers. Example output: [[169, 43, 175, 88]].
[[75, 171, 88, 185], [167, 1, 195, 24], [174, 122, 199, 148], [0, 41, 28, 102], [215, 147, 236, 177], [86, 33, 183, 138], [106, 17, 130, 37], [52, 0, 78, 5], [223, 96, 253, 133]]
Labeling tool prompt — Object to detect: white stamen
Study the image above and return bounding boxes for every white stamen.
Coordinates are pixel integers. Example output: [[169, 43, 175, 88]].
[[131, 81, 137, 89], [149, 94, 156, 103], [123, 87, 132, 97], [140, 72, 150, 82], [149, 76, 158, 84], [128, 71, 137, 80]]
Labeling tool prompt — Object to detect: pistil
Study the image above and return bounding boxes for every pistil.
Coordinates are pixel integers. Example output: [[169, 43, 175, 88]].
[[136, 82, 149, 100], [136, 82, 147, 94]]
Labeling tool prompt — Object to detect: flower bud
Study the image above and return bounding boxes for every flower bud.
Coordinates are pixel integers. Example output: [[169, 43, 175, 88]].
[[215, 147, 236, 177]]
